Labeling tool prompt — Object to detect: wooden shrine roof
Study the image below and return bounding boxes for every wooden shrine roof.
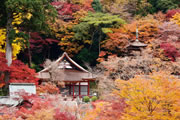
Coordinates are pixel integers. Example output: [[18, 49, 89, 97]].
[[37, 52, 95, 82]]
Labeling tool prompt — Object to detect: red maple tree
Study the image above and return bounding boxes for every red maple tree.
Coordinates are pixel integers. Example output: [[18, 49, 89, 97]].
[[0, 53, 38, 87], [0, 53, 9, 72], [51, 1, 94, 21], [9, 60, 39, 85], [0, 53, 9, 87], [166, 9, 180, 20], [51, 1, 81, 21], [30, 32, 59, 53], [160, 43, 180, 61]]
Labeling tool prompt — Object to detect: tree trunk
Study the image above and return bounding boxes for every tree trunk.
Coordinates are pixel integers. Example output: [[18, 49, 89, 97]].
[[28, 32, 32, 67], [98, 30, 102, 54], [4, 12, 13, 90], [6, 13, 13, 66], [47, 46, 50, 59], [28, 45, 32, 67]]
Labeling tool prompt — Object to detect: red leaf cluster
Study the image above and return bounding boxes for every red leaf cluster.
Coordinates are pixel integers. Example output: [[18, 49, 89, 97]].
[[51, 2, 80, 21], [54, 109, 76, 120], [0, 52, 39, 86], [0, 52, 9, 72], [30, 32, 59, 53], [16, 94, 53, 119], [9, 60, 39, 85], [0, 53, 9, 86], [166, 9, 180, 20], [15, 94, 76, 119], [104, 32, 129, 51], [51, 1, 94, 21], [99, 51, 107, 57], [37, 82, 60, 95], [160, 43, 180, 61], [90, 98, 127, 120], [81, 0, 94, 12]]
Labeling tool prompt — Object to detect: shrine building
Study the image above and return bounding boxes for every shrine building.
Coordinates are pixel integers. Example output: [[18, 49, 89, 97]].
[[37, 52, 95, 97]]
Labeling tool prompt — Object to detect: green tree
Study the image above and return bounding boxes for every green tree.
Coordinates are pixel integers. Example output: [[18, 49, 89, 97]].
[[91, 0, 102, 12], [101, 0, 152, 17], [0, 0, 56, 88], [148, 0, 180, 13], [72, 12, 125, 64]]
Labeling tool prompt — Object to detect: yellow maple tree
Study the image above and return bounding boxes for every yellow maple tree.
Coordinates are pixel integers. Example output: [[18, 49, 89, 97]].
[[0, 29, 22, 58], [50, 9, 88, 56], [26, 109, 54, 120], [124, 17, 159, 43], [0, 13, 32, 58], [115, 71, 180, 120], [171, 13, 180, 26], [82, 101, 110, 120]]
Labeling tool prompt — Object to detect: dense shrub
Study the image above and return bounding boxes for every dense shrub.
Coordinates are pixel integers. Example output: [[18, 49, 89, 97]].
[[160, 43, 180, 61], [54, 109, 76, 120], [91, 96, 97, 102], [37, 82, 60, 95], [0, 94, 77, 120], [83, 96, 90, 103]]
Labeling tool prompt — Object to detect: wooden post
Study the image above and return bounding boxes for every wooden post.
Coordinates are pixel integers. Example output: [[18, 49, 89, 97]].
[[79, 82, 81, 97], [88, 81, 90, 96], [69, 85, 71, 95], [73, 84, 75, 98]]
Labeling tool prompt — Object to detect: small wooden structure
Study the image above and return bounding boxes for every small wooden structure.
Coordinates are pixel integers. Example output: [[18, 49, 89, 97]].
[[128, 28, 147, 53], [38, 52, 95, 97]]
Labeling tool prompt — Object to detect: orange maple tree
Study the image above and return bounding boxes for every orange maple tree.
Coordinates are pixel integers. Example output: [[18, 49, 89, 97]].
[[98, 17, 159, 61], [124, 18, 159, 43], [102, 28, 129, 52], [57, 9, 89, 56], [36, 82, 60, 95], [83, 99, 127, 120]]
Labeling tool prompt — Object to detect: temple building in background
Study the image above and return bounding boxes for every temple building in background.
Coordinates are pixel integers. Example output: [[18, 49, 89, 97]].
[[38, 52, 96, 97]]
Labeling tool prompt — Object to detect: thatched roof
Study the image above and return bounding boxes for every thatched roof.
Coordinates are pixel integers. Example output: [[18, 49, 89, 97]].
[[37, 52, 95, 82]]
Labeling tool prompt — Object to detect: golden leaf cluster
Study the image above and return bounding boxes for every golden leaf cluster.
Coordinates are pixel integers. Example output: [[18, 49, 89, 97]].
[[115, 71, 180, 120]]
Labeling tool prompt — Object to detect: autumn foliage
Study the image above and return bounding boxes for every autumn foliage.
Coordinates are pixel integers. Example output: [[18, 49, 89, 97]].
[[0, 94, 77, 120], [51, 1, 80, 21], [0, 53, 38, 86], [166, 9, 180, 20], [160, 43, 180, 61], [125, 18, 159, 43], [171, 13, 180, 26], [115, 71, 180, 120], [83, 99, 127, 120], [0, 53, 9, 84], [36, 82, 60, 95], [0, 0, 180, 120], [102, 28, 129, 53], [9, 60, 39, 85], [30, 32, 59, 53]]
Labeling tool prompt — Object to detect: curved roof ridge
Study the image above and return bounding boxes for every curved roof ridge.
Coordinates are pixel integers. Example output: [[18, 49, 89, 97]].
[[39, 52, 89, 73], [62, 52, 89, 72]]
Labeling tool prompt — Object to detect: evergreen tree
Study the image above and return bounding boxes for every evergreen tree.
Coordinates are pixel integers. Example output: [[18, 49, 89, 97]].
[[73, 12, 125, 65], [91, 0, 103, 12], [148, 0, 180, 13]]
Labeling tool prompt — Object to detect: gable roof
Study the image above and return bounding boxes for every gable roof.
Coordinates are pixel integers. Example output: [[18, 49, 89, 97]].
[[39, 52, 89, 73]]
